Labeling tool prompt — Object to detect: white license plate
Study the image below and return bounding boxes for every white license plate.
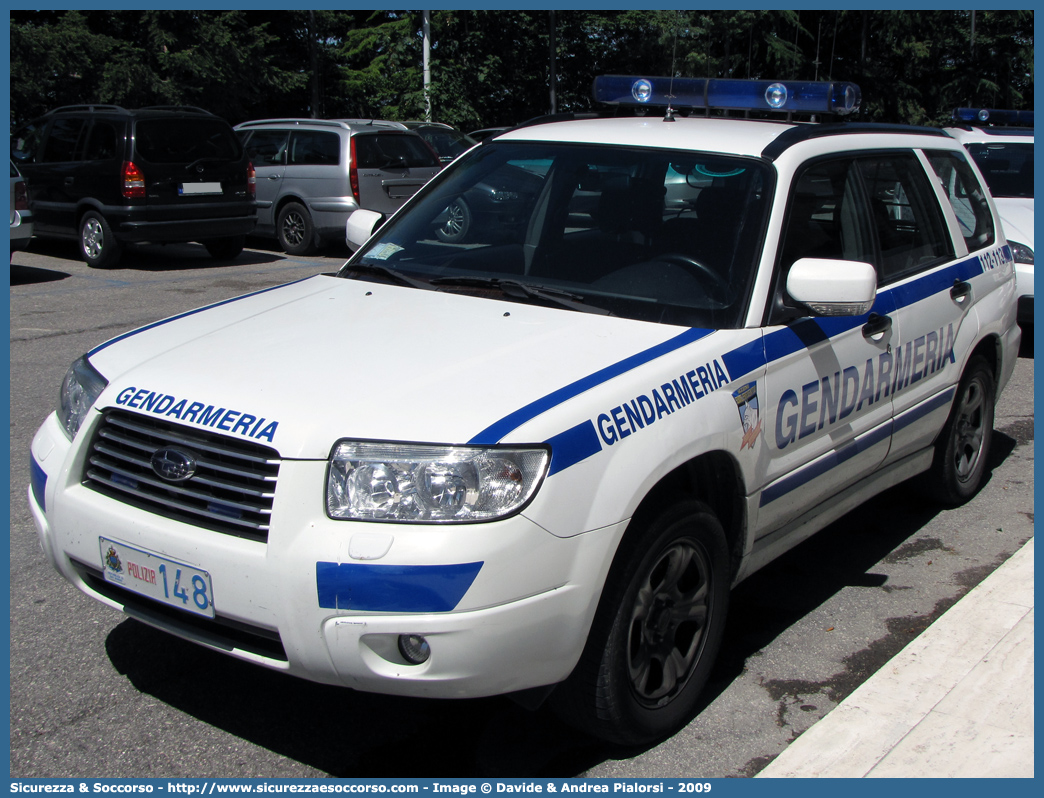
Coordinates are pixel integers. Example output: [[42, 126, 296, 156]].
[[100, 538, 215, 618], [179, 182, 222, 195]]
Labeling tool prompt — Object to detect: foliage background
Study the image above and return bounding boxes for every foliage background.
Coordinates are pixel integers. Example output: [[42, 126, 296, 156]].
[[9, 9, 1034, 131]]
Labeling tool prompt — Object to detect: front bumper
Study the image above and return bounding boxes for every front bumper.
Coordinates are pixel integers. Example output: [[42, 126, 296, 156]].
[[29, 412, 621, 698]]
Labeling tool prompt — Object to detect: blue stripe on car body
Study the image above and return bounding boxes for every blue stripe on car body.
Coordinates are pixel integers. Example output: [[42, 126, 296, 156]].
[[315, 561, 483, 612]]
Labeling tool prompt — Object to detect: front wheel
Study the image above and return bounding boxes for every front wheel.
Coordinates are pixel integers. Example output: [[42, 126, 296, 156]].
[[79, 211, 122, 268], [552, 501, 730, 746], [277, 201, 316, 255], [924, 356, 995, 505]]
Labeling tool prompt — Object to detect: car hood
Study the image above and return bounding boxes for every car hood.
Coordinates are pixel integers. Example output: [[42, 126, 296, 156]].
[[87, 275, 696, 459], [994, 198, 1034, 248]]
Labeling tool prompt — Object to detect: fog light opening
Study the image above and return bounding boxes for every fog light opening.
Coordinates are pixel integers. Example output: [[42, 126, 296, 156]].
[[398, 634, 431, 665]]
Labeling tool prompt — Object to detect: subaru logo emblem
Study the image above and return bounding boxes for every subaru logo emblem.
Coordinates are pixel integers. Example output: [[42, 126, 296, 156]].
[[151, 447, 198, 482]]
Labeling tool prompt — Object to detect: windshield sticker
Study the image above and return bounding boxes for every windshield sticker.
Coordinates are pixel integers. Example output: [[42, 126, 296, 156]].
[[733, 381, 762, 450], [368, 242, 404, 261]]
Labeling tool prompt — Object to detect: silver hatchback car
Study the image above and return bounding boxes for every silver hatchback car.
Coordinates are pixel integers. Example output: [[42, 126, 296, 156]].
[[235, 119, 442, 255]]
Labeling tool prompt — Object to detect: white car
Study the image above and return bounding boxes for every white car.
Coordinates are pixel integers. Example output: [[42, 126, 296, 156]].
[[29, 77, 1021, 747], [945, 109, 1033, 325]]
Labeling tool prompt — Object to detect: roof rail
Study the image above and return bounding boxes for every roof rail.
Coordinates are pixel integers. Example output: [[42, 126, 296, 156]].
[[140, 105, 215, 115], [331, 118, 410, 130], [761, 122, 950, 161], [48, 104, 128, 115], [237, 118, 355, 130]]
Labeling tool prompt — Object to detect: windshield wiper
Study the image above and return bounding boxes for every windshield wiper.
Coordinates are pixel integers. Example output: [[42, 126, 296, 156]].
[[340, 262, 436, 291], [430, 276, 612, 315]]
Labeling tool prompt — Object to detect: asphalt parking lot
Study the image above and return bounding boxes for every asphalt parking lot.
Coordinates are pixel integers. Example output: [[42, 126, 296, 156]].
[[8, 239, 1035, 778]]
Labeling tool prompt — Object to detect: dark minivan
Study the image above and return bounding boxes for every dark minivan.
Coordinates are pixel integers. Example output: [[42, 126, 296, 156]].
[[11, 105, 257, 267]]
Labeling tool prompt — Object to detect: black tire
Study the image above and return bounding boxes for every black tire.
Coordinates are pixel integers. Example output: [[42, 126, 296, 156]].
[[204, 235, 245, 260], [435, 198, 472, 244], [924, 355, 995, 505], [79, 211, 122, 268], [553, 500, 730, 746], [277, 201, 316, 255]]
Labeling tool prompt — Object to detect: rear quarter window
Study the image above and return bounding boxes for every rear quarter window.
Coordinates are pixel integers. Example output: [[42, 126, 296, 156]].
[[288, 130, 340, 166], [135, 118, 242, 164], [354, 134, 441, 169]]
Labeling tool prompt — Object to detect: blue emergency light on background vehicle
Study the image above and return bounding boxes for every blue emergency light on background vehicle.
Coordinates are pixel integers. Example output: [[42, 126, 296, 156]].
[[593, 75, 861, 116], [952, 107, 1033, 127]]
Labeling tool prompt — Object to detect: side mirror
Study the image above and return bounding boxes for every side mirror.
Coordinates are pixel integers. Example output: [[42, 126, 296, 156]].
[[787, 258, 877, 317], [345, 209, 384, 251]]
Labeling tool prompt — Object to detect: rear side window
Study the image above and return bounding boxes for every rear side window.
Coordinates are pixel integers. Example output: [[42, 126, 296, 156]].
[[41, 118, 86, 162], [135, 118, 241, 164], [354, 134, 441, 169], [288, 131, 340, 166], [856, 155, 953, 283], [925, 150, 996, 252], [242, 129, 289, 165], [83, 121, 120, 161]]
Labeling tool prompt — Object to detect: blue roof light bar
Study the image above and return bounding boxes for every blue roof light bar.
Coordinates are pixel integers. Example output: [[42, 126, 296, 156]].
[[952, 108, 1033, 127], [593, 76, 862, 116]]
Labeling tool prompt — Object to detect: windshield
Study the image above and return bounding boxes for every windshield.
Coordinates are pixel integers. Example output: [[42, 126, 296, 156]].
[[344, 141, 772, 328], [965, 141, 1033, 198]]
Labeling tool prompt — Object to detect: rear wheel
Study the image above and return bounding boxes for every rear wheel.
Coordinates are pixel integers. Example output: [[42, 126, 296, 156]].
[[79, 211, 122, 268], [204, 235, 245, 260], [924, 356, 995, 505], [277, 201, 316, 255], [553, 501, 730, 746]]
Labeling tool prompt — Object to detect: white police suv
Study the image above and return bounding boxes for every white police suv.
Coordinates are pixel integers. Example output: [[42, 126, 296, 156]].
[[945, 108, 1033, 325], [29, 77, 1020, 746]]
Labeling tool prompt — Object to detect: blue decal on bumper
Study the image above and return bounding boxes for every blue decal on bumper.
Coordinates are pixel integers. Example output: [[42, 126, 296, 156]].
[[316, 561, 483, 612], [30, 456, 47, 513]]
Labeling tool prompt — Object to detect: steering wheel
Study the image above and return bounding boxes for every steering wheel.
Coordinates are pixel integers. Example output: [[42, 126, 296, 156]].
[[651, 253, 730, 302]]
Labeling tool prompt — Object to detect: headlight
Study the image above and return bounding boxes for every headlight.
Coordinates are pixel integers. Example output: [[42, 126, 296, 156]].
[[58, 356, 108, 440], [1009, 240, 1033, 265], [327, 441, 549, 523]]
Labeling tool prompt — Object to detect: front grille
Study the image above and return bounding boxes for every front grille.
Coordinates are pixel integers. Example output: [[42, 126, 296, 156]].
[[83, 409, 279, 542], [74, 560, 288, 662]]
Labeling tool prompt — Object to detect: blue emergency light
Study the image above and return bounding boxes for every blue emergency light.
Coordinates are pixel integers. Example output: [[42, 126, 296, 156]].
[[952, 107, 1033, 127], [593, 75, 861, 116]]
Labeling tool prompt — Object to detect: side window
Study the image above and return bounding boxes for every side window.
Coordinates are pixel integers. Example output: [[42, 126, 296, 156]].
[[925, 150, 995, 252], [83, 121, 119, 161], [243, 129, 289, 165], [288, 131, 340, 166], [11, 123, 46, 164], [40, 118, 86, 163], [855, 156, 953, 282], [779, 158, 875, 270]]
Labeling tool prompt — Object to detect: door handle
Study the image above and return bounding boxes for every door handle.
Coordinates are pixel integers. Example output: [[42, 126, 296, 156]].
[[861, 313, 892, 341], [951, 279, 972, 304], [64, 177, 74, 185]]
